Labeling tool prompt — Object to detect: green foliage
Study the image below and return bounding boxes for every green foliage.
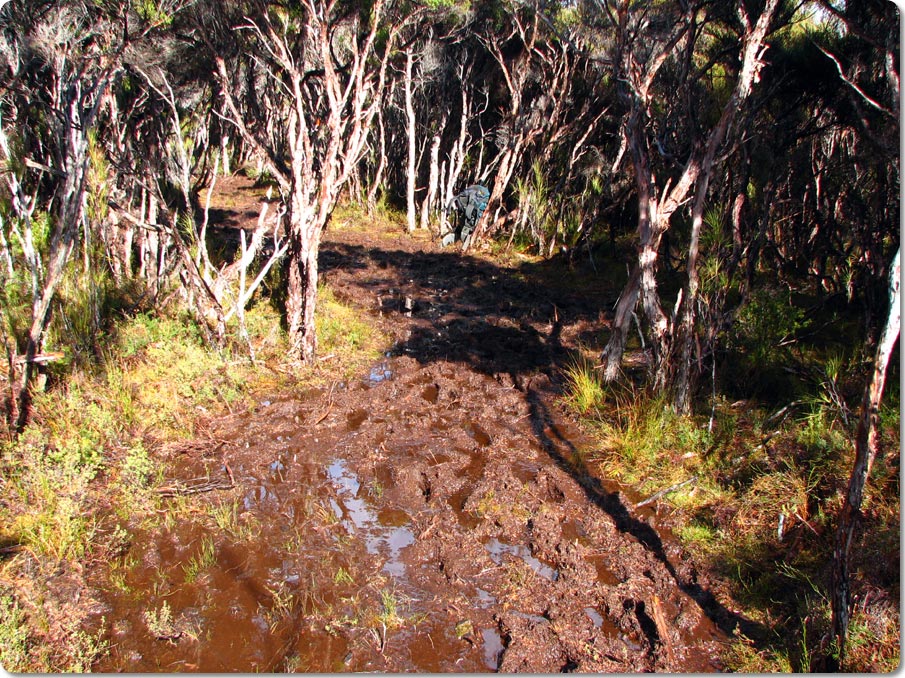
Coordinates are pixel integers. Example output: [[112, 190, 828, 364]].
[[116, 312, 202, 358], [132, 0, 173, 27], [421, 0, 468, 10], [121, 441, 155, 488], [514, 161, 556, 253], [143, 601, 178, 640], [726, 287, 811, 400], [596, 389, 714, 494], [183, 535, 216, 583], [86, 130, 110, 226], [315, 284, 385, 373], [585, 365, 899, 672], [733, 287, 809, 362]]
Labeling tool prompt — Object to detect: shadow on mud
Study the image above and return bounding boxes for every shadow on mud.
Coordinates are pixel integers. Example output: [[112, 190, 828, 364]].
[[525, 391, 766, 643], [321, 238, 767, 644], [321, 242, 587, 376]]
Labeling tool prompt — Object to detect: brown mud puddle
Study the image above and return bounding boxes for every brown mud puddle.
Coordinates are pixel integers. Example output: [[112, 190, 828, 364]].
[[91, 200, 745, 672]]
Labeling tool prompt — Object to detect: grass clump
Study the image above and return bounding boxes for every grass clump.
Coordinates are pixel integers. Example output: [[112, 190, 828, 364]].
[[183, 535, 217, 583], [316, 284, 385, 376], [0, 595, 30, 672], [562, 355, 605, 414]]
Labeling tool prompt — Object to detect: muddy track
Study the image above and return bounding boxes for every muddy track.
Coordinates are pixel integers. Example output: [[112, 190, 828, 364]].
[[93, 214, 739, 672]]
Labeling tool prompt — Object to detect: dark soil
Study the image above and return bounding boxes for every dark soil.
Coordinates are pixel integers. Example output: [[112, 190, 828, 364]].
[[91, 179, 746, 672]]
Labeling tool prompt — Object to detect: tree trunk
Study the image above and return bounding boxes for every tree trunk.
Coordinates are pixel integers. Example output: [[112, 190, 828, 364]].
[[405, 49, 418, 233], [11, 77, 110, 430], [671, 0, 779, 413], [285, 187, 323, 363], [420, 131, 442, 231], [601, 266, 641, 382], [830, 246, 900, 667], [368, 107, 387, 213]]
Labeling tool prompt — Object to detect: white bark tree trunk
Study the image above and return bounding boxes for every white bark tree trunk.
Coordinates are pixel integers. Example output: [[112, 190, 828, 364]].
[[830, 246, 900, 666], [405, 49, 418, 233]]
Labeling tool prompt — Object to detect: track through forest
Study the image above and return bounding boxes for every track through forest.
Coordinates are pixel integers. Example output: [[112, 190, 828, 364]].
[[93, 179, 750, 672]]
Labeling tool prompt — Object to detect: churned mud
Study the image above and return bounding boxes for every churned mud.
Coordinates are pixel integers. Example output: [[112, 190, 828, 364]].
[[91, 183, 745, 672]]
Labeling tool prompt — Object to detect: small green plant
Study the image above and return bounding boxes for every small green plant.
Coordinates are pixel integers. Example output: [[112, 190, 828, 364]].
[[725, 633, 794, 673], [0, 595, 30, 672], [63, 618, 109, 672], [377, 588, 404, 629], [727, 286, 810, 398], [454, 619, 474, 639], [121, 441, 154, 488], [183, 535, 217, 583], [208, 499, 257, 540], [143, 601, 180, 641], [368, 480, 384, 500], [15, 496, 97, 565], [562, 355, 605, 414], [333, 567, 354, 585], [263, 582, 297, 632], [675, 521, 719, 548], [132, 0, 174, 27]]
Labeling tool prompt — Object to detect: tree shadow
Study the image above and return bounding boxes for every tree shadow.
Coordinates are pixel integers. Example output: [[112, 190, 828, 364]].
[[524, 387, 767, 642], [319, 236, 767, 644]]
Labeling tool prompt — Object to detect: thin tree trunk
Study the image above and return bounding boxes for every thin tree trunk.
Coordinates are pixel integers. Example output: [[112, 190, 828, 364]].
[[10, 75, 112, 430], [420, 131, 442, 231], [405, 49, 418, 232], [367, 107, 387, 213], [672, 0, 778, 412], [830, 246, 900, 667], [601, 265, 641, 382]]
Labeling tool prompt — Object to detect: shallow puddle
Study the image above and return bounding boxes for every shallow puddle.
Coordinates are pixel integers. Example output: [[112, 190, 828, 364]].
[[485, 537, 559, 582], [327, 458, 415, 579], [482, 627, 505, 669]]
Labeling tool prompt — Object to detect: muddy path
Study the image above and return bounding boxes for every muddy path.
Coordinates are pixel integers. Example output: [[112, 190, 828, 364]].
[[92, 189, 742, 672]]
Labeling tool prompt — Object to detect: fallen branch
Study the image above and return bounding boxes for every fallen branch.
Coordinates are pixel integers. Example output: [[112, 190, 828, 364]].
[[156, 474, 234, 497], [635, 476, 698, 509], [13, 352, 65, 365], [649, 594, 675, 664]]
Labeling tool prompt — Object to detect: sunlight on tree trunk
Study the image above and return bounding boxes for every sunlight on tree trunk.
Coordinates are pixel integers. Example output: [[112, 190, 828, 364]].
[[830, 246, 900, 667]]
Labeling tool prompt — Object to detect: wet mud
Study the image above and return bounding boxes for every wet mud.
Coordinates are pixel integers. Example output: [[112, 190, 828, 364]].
[[91, 205, 736, 672]]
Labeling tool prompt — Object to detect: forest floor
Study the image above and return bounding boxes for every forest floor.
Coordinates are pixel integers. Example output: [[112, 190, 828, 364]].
[[85, 175, 751, 672]]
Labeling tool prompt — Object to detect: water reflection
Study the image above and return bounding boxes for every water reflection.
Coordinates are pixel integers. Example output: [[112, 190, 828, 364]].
[[327, 458, 415, 578]]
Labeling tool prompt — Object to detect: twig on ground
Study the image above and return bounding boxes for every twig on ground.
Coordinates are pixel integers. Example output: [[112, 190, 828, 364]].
[[635, 476, 698, 509], [157, 474, 234, 497]]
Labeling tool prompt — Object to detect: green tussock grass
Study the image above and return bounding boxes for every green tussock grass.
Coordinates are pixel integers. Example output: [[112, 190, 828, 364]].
[[316, 284, 386, 377], [562, 355, 606, 415]]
